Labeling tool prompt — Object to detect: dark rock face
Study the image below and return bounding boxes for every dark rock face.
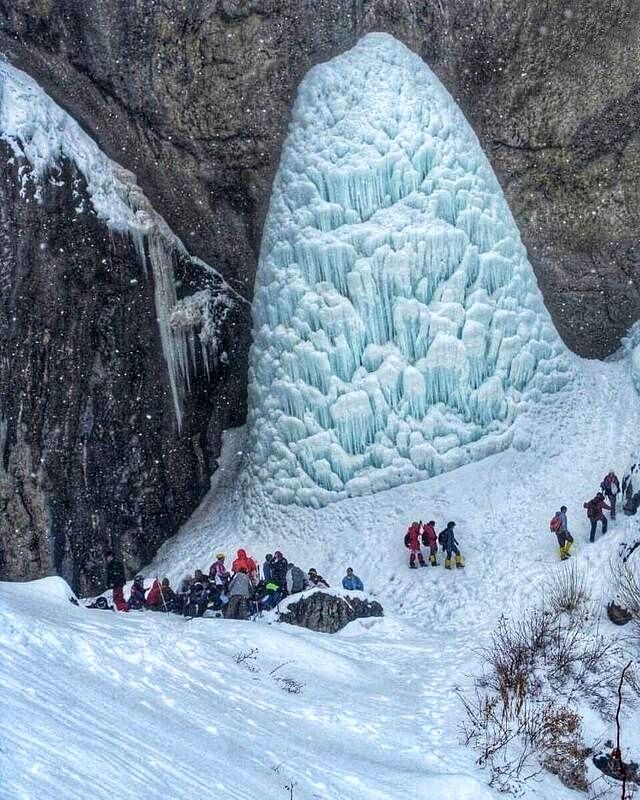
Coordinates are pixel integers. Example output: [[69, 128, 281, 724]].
[[606, 602, 633, 626], [279, 591, 384, 633], [0, 146, 247, 594], [2, 0, 639, 357]]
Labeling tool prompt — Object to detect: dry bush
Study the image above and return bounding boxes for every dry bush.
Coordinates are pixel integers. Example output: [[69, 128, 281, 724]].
[[546, 561, 591, 616]]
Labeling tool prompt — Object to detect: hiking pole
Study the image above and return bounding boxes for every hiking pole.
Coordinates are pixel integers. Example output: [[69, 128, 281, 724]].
[[157, 575, 168, 612]]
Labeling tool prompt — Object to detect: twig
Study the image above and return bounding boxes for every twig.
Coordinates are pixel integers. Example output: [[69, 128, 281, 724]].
[[613, 660, 633, 800]]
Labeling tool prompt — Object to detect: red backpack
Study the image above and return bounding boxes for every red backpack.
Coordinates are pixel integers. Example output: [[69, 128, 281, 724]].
[[549, 514, 561, 533]]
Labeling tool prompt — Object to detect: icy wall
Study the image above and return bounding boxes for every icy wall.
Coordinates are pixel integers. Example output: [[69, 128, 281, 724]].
[[244, 34, 571, 507]]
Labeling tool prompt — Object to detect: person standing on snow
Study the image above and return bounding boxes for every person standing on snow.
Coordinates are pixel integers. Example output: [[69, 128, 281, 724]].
[[438, 522, 464, 570], [601, 470, 621, 520], [210, 553, 230, 589], [271, 551, 288, 592], [263, 553, 274, 582], [225, 568, 252, 620], [421, 520, 438, 566], [584, 492, 610, 542], [232, 549, 257, 582], [105, 550, 128, 612], [404, 521, 426, 568], [342, 567, 364, 591], [550, 506, 573, 560]]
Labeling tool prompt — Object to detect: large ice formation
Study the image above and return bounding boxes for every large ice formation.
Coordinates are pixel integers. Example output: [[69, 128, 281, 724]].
[[0, 59, 234, 429], [244, 34, 570, 506]]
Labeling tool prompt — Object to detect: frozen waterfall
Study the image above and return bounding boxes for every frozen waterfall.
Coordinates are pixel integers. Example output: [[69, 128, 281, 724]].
[[0, 59, 233, 430], [243, 33, 571, 507]]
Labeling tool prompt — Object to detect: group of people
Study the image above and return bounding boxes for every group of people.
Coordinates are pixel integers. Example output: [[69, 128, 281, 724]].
[[403, 520, 464, 570], [103, 548, 365, 621], [549, 469, 621, 560]]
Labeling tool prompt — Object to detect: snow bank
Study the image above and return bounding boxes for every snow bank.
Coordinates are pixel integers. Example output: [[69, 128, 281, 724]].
[[243, 33, 571, 506], [0, 59, 234, 428]]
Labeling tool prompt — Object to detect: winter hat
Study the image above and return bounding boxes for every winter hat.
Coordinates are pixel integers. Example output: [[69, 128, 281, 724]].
[[216, 553, 225, 560], [134, 574, 144, 585], [265, 553, 273, 562], [447, 521, 456, 528]]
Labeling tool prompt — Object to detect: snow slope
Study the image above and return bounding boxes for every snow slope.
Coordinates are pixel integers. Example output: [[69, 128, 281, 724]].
[[3, 353, 639, 800], [244, 33, 570, 507]]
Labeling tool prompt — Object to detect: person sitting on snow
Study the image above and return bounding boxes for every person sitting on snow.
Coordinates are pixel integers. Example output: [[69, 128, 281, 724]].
[[146, 577, 177, 611], [550, 506, 573, 560], [232, 549, 257, 582], [438, 522, 464, 570], [308, 568, 330, 588], [421, 520, 438, 566], [584, 492, 610, 543], [404, 521, 426, 568], [601, 470, 621, 520], [342, 567, 364, 591], [286, 562, 309, 595], [225, 568, 252, 620], [128, 574, 147, 610], [184, 581, 209, 618], [105, 550, 128, 612]]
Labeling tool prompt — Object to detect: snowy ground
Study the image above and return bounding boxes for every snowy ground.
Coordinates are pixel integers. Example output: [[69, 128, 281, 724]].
[[2, 352, 640, 800]]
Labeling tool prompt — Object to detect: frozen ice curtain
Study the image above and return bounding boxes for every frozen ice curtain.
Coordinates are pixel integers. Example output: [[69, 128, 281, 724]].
[[244, 34, 571, 506]]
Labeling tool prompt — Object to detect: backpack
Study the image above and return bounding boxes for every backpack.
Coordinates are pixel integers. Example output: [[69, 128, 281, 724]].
[[438, 530, 447, 546], [404, 532, 410, 548], [549, 514, 561, 533]]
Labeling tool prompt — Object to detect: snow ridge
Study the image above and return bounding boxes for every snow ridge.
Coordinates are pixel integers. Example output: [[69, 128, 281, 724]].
[[0, 59, 233, 429], [244, 34, 571, 507]]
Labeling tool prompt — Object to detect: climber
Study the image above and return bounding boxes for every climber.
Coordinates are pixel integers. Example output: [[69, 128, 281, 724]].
[[601, 470, 621, 520], [421, 520, 438, 566], [225, 567, 252, 620], [308, 568, 330, 588], [105, 550, 128, 612], [584, 492, 610, 543], [232, 549, 257, 582], [128, 574, 147, 610], [194, 569, 210, 588], [263, 553, 274, 582], [438, 522, 464, 570], [271, 551, 289, 591], [404, 521, 426, 568], [286, 562, 309, 595], [342, 567, 364, 591], [550, 506, 573, 560]]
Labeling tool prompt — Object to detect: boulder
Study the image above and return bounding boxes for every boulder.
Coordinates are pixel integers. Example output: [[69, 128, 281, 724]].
[[279, 592, 383, 634], [607, 602, 633, 626]]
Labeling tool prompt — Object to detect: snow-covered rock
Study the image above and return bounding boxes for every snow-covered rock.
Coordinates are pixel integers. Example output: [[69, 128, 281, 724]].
[[243, 33, 571, 507]]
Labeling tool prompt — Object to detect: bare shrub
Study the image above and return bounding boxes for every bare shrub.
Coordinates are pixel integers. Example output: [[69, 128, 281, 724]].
[[547, 561, 591, 616]]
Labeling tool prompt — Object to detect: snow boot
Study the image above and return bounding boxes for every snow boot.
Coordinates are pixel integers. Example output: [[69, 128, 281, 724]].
[[430, 556, 439, 567], [409, 563, 418, 569], [455, 554, 465, 569], [444, 559, 452, 570], [419, 557, 427, 567]]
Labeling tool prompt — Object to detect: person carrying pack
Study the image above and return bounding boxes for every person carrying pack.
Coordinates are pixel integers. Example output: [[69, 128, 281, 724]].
[[286, 562, 309, 595], [550, 506, 573, 560], [421, 520, 438, 566], [271, 551, 288, 591], [584, 492, 610, 543], [225, 568, 252, 620], [438, 522, 464, 570], [601, 470, 620, 520], [232, 549, 257, 582], [404, 521, 426, 568]]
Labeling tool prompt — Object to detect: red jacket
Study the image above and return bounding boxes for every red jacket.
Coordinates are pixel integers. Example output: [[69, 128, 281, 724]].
[[232, 549, 257, 577], [146, 579, 161, 607], [421, 523, 437, 548], [584, 496, 610, 519], [406, 524, 421, 549]]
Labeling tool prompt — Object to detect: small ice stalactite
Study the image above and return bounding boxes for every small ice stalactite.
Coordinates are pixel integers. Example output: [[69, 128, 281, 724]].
[[243, 34, 571, 507]]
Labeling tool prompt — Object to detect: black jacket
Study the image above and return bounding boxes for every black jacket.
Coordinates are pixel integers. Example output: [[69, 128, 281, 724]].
[[106, 558, 126, 589], [271, 558, 288, 588]]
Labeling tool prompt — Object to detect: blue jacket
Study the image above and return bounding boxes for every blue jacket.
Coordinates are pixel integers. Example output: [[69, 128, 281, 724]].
[[342, 574, 364, 591], [263, 561, 273, 582]]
